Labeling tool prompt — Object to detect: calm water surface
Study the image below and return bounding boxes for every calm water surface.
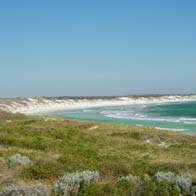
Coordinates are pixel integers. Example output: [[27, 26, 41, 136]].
[[53, 101, 196, 134]]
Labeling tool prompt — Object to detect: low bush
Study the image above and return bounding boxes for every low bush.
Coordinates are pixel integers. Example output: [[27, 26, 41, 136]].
[[9, 154, 32, 168], [154, 172, 175, 184], [154, 171, 193, 195], [117, 174, 139, 182], [174, 173, 192, 195], [140, 180, 179, 196], [191, 186, 196, 196], [81, 181, 138, 196], [52, 170, 99, 196], [22, 163, 63, 179], [0, 181, 49, 196]]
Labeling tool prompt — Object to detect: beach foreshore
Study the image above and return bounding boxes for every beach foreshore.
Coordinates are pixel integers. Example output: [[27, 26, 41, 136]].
[[0, 95, 196, 115]]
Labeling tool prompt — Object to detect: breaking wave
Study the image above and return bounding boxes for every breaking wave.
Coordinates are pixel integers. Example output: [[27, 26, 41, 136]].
[[102, 111, 196, 124]]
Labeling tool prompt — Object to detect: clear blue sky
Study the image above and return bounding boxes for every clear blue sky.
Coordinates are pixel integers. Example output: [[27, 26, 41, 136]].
[[0, 0, 196, 98]]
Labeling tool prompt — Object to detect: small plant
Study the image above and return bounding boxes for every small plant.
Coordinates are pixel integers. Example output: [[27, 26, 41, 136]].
[[0, 181, 49, 196], [154, 172, 193, 195], [31, 184, 49, 196], [174, 173, 192, 194], [9, 154, 32, 168], [117, 174, 139, 182], [53, 170, 99, 196], [154, 172, 175, 184], [191, 186, 196, 196]]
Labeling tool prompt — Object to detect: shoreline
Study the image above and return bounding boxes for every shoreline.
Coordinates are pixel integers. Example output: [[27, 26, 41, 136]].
[[0, 95, 196, 115]]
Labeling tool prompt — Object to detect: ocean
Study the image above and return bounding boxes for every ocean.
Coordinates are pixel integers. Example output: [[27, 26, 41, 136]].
[[53, 101, 196, 134]]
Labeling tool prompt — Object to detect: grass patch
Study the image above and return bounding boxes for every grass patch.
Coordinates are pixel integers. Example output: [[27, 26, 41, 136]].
[[0, 110, 196, 195]]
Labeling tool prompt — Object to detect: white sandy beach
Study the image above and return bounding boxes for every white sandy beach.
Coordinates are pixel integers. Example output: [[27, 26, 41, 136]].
[[0, 95, 196, 115]]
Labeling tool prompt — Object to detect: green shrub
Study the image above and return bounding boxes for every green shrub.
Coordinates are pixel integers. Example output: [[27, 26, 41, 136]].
[[81, 181, 138, 196], [80, 184, 105, 196], [155, 181, 179, 196], [22, 163, 63, 179]]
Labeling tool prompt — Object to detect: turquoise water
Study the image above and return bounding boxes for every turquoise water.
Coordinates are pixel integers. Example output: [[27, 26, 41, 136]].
[[53, 101, 196, 134]]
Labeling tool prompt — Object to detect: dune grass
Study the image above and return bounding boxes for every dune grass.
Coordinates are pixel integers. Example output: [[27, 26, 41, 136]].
[[0, 110, 196, 195]]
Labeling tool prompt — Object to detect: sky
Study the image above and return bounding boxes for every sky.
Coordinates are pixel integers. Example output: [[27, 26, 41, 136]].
[[0, 0, 196, 98]]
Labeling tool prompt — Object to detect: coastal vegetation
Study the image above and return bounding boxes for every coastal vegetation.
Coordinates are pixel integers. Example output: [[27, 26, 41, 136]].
[[0, 110, 196, 195]]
